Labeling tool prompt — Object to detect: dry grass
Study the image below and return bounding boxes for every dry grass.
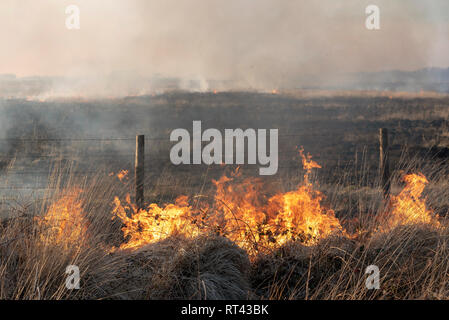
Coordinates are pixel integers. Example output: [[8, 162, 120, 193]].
[[0, 157, 449, 300], [251, 224, 449, 300], [105, 235, 251, 300]]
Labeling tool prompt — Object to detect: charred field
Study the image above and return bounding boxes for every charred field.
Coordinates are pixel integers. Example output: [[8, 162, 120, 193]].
[[1, 90, 449, 300]]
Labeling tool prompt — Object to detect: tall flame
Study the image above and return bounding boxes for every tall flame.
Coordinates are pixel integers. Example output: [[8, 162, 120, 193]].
[[112, 149, 345, 253], [384, 173, 439, 229], [268, 149, 344, 246], [37, 188, 89, 248], [39, 154, 441, 256]]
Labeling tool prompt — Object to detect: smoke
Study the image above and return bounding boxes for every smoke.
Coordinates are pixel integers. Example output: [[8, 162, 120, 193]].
[[0, 0, 447, 95]]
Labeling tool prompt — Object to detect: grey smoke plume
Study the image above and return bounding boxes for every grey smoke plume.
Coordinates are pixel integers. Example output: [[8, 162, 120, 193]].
[[0, 0, 447, 95]]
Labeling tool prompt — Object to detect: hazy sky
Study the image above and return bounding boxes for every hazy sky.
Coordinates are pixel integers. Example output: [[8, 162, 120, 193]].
[[0, 0, 448, 88]]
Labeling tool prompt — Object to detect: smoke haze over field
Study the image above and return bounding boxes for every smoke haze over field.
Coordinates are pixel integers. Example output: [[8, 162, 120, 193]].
[[0, 0, 448, 95]]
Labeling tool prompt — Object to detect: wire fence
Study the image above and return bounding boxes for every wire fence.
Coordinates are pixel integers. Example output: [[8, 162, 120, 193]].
[[0, 129, 444, 203]]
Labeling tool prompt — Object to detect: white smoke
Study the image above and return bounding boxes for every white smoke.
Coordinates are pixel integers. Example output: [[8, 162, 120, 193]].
[[0, 0, 447, 96]]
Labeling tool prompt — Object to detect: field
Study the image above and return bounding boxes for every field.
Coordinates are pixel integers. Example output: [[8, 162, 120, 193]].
[[1, 90, 449, 299]]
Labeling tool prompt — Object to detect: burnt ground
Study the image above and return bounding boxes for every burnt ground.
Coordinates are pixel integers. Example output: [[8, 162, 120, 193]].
[[0, 91, 448, 207]]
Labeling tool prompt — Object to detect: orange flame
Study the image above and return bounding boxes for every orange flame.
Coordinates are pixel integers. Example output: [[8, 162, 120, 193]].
[[117, 170, 129, 182], [112, 149, 345, 253], [37, 188, 89, 248], [112, 195, 201, 250], [265, 149, 344, 247], [384, 173, 439, 229], [40, 155, 441, 256]]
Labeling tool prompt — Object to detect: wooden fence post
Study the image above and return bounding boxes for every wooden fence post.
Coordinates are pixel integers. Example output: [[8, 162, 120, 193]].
[[135, 135, 145, 209], [379, 128, 390, 198]]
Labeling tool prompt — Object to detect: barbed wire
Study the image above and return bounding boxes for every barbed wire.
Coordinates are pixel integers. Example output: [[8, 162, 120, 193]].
[[0, 130, 418, 142], [0, 130, 442, 194]]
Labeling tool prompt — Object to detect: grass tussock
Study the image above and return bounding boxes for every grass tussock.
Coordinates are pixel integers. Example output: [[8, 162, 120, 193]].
[[108, 235, 250, 300], [251, 224, 449, 300]]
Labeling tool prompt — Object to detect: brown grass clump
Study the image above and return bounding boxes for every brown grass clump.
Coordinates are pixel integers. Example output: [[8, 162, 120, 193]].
[[363, 224, 449, 299], [0, 214, 120, 299], [109, 235, 251, 300], [250, 236, 357, 299], [250, 223, 449, 300]]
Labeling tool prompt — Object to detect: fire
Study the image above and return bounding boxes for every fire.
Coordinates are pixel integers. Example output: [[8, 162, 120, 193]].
[[268, 183, 343, 246], [112, 148, 346, 253], [383, 173, 439, 229], [117, 170, 129, 182], [263, 149, 344, 246], [112, 194, 201, 250], [39, 153, 441, 256], [210, 172, 270, 252], [300, 149, 321, 186], [37, 188, 89, 248], [207, 149, 345, 253]]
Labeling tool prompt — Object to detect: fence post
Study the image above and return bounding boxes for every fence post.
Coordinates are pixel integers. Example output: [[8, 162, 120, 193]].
[[135, 135, 145, 209], [379, 128, 390, 198]]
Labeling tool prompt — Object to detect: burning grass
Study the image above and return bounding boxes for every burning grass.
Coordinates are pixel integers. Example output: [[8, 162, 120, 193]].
[[0, 151, 448, 299], [382, 173, 440, 230], [36, 188, 89, 249], [111, 149, 346, 255]]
